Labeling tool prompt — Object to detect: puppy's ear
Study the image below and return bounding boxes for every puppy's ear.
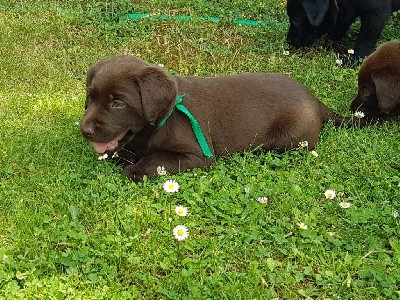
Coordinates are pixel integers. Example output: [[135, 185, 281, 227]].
[[137, 67, 177, 125], [86, 65, 96, 87], [85, 59, 109, 109], [86, 58, 109, 86], [372, 73, 400, 114], [85, 65, 97, 109], [301, 0, 330, 26]]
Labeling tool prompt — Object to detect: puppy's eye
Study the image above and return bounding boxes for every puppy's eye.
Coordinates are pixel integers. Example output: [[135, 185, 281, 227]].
[[292, 17, 302, 25], [110, 100, 126, 109], [361, 88, 371, 98]]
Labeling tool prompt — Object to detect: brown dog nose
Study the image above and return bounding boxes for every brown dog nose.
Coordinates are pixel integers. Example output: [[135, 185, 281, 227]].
[[80, 122, 95, 139]]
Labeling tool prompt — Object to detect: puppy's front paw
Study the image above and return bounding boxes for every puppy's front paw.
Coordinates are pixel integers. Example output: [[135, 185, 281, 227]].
[[121, 165, 144, 182]]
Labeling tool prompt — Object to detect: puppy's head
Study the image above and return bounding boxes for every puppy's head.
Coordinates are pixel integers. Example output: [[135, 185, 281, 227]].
[[286, 0, 335, 47], [351, 41, 400, 119], [80, 55, 177, 154]]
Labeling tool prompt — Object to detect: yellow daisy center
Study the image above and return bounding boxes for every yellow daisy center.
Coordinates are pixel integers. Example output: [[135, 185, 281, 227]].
[[177, 229, 184, 236]]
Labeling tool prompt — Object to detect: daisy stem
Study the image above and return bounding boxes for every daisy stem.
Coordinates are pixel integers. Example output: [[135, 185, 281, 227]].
[[169, 199, 172, 238], [176, 240, 180, 267]]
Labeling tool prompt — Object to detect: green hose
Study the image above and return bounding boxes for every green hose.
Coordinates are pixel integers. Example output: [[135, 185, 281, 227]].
[[119, 13, 288, 28]]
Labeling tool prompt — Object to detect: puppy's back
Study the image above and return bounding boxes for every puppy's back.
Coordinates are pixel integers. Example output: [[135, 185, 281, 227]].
[[175, 73, 329, 153], [358, 40, 400, 84], [177, 73, 319, 111]]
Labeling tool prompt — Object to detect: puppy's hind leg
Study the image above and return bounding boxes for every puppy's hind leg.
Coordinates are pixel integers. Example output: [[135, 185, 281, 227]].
[[264, 110, 322, 151]]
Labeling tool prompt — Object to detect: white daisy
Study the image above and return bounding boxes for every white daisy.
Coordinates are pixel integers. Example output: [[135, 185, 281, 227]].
[[175, 205, 188, 217], [354, 111, 365, 118], [143, 228, 152, 236], [339, 202, 351, 209], [347, 49, 355, 54], [257, 196, 269, 204], [298, 140, 309, 148], [298, 222, 308, 230], [157, 166, 167, 176], [163, 180, 179, 193], [311, 150, 319, 157], [283, 50, 290, 55], [98, 153, 108, 160], [173, 225, 189, 241], [324, 189, 336, 200]]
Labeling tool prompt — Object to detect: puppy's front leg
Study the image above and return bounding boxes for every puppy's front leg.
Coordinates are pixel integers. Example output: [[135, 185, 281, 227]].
[[121, 152, 214, 182]]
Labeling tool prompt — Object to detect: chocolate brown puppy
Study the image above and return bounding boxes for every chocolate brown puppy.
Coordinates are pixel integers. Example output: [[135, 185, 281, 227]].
[[80, 55, 345, 181], [351, 40, 400, 119]]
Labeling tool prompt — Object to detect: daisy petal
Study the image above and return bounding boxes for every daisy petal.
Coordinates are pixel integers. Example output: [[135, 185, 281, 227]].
[[297, 222, 308, 230], [173, 225, 189, 241], [324, 189, 336, 200], [339, 202, 351, 209], [163, 180, 179, 193], [257, 196, 269, 204], [175, 205, 188, 217]]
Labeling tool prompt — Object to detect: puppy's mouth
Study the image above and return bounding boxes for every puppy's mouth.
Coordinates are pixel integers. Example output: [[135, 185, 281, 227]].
[[91, 131, 133, 154]]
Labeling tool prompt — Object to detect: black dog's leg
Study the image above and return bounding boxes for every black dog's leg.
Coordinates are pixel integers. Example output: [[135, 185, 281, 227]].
[[340, 14, 390, 67], [328, 16, 353, 41], [354, 14, 390, 58]]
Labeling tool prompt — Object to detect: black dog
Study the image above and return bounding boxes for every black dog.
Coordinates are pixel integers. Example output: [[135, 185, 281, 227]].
[[286, 0, 400, 63]]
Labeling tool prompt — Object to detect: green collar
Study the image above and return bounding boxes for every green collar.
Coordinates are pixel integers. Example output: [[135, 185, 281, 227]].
[[157, 95, 213, 158]]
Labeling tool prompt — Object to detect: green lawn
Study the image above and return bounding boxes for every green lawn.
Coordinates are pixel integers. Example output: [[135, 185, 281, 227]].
[[1, 1, 399, 299]]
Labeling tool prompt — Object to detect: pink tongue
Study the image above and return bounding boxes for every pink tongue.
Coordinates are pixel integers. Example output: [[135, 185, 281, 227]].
[[92, 140, 119, 154]]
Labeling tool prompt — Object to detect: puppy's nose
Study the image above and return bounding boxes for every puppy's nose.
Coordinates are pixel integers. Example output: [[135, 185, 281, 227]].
[[80, 123, 95, 139]]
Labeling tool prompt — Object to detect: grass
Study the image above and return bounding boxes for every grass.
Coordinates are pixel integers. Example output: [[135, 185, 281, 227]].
[[1, 0, 399, 298]]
